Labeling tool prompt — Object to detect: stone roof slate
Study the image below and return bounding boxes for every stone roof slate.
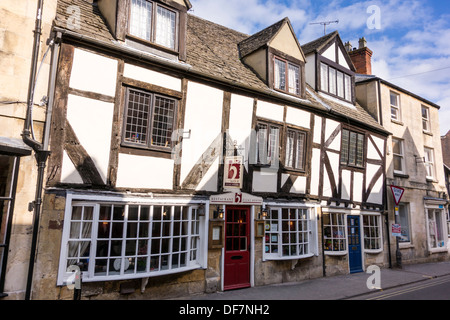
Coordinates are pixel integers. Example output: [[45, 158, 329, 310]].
[[53, 0, 387, 134]]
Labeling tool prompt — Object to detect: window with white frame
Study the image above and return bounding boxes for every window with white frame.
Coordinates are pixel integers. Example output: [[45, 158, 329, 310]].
[[392, 138, 405, 174], [320, 62, 352, 102], [264, 207, 316, 259], [422, 105, 430, 132], [285, 129, 306, 171], [424, 147, 435, 179], [323, 212, 346, 253], [129, 0, 178, 51], [362, 215, 381, 250], [426, 207, 446, 250], [390, 91, 401, 121], [58, 200, 205, 284], [398, 204, 411, 243]]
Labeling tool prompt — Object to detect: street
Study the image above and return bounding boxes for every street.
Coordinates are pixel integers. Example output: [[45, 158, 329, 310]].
[[348, 275, 450, 300]]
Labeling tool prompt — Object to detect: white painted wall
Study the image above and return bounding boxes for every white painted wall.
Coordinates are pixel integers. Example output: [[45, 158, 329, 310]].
[[180, 81, 223, 187], [313, 115, 322, 144], [228, 94, 254, 171], [291, 176, 307, 194], [286, 107, 310, 129], [305, 54, 316, 90], [256, 100, 284, 122], [123, 63, 182, 92], [69, 48, 118, 97], [65, 94, 114, 183], [322, 43, 335, 61], [310, 148, 321, 196], [252, 168, 277, 193], [116, 154, 174, 189]]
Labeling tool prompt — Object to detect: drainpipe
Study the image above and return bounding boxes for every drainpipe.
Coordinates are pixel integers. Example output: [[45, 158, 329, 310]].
[[23, 0, 61, 300]]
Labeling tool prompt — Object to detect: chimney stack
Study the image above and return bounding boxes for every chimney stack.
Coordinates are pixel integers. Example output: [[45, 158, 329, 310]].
[[348, 37, 373, 75]]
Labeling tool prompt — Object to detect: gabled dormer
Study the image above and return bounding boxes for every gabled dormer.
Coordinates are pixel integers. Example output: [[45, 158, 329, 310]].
[[238, 18, 306, 98], [302, 31, 356, 105], [97, 0, 192, 61]]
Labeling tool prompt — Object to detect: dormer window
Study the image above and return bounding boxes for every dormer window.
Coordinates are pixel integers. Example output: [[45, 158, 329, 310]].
[[129, 0, 178, 51], [274, 57, 300, 95]]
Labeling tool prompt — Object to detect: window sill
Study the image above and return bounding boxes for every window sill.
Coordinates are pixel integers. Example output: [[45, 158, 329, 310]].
[[263, 253, 314, 261], [119, 144, 173, 159], [393, 172, 409, 179], [423, 130, 433, 136], [364, 248, 383, 254], [391, 119, 404, 126], [324, 250, 347, 256]]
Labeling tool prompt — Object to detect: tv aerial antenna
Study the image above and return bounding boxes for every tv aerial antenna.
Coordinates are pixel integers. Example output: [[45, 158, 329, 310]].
[[309, 20, 339, 35]]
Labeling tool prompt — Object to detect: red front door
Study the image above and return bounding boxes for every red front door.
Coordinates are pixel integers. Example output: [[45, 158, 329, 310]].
[[224, 206, 250, 290]]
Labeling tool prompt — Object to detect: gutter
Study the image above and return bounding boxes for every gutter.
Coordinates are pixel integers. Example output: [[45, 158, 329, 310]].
[[23, 0, 61, 300]]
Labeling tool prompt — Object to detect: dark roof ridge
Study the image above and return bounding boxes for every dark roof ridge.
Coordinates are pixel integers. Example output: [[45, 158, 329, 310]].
[[238, 17, 289, 58], [301, 30, 339, 55]]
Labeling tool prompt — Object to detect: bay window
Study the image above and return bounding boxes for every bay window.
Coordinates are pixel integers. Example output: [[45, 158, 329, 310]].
[[323, 212, 346, 253], [58, 195, 206, 285], [264, 206, 317, 260]]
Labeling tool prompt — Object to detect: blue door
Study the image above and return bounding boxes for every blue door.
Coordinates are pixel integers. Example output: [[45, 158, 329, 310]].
[[347, 216, 363, 273]]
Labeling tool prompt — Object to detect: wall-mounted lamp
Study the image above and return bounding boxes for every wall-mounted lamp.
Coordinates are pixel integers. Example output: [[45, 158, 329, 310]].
[[198, 203, 205, 216], [258, 208, 268, 220], [213, 206, 224, 220]]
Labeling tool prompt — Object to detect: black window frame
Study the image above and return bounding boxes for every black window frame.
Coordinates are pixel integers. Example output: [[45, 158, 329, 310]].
[[121, 87, 178, 152], [340, 128, 365, 168]]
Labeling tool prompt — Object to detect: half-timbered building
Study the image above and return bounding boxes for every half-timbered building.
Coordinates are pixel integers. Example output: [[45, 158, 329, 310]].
[[25, 0, 390, 299]]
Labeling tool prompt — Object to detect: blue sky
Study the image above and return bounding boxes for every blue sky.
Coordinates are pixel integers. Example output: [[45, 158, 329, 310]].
[[189, 0, 450, 135]]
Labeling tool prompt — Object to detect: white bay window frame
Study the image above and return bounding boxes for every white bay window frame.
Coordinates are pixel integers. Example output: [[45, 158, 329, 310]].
[[263, 203, 319, 261], [57, 192, 208, 286]]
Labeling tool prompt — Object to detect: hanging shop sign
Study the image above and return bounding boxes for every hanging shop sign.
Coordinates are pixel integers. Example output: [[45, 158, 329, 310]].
[[223, 156, 244, 189]]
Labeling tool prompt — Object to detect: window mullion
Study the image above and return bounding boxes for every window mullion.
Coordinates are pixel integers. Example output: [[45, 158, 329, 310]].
[[88, 204, 100, 279], [120, 205, 129, 275]]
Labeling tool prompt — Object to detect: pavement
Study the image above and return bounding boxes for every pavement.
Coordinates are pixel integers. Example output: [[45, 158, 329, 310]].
[[174, 260, 450, 300]]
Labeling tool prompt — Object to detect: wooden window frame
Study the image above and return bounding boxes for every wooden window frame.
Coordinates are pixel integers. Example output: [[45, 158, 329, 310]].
[[319, 61, 354, 103], [362, 214, 382, 251], [424, 147, 435, 180], [128, 0, 180, 53], [273, 56, 301, 96], [285, 128, 307, 172], [254, 121, 281, 167], [323, 212, 347, 254], [121, 87, 178, 153], [340, 128, 365, 168]]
